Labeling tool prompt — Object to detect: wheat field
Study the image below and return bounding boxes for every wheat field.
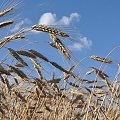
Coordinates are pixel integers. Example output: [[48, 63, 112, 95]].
[[0, 1, 119, 120]]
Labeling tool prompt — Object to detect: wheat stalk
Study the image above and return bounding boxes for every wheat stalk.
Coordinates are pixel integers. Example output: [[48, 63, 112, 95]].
[[0, 31, 25, 49], [30, 58, 44, 79], [66, 81, 79, 88], [8, 48, 28, 66], [92, 67, 109, 79], [16, 50, 36, 59], [31, 24, 69, 37], [0, 6, 14, 17], [0, 20, 14, 28], [28, 49, 49, 62], [49, 34, 71, 60], [0, 1, 119, 119], [0, 67, 11, 75], [90, 55, 112, 64], [9, 65, 28, 79]]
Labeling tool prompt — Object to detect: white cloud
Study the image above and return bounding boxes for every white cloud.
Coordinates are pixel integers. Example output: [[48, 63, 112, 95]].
[[11, 18, 31, 32], [68, 37, 92, 51], [39, 13, 57, 25], [38, 12, 80, 25], [37, 12, 93, 50], [58, 13, 80, 25]]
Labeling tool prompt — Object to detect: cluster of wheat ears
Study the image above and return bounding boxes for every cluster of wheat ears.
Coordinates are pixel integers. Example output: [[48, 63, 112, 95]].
[[0, 1, 119, 120]]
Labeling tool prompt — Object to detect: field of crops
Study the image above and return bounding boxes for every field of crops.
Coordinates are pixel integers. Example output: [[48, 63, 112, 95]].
[[0, 1, 120, 120]]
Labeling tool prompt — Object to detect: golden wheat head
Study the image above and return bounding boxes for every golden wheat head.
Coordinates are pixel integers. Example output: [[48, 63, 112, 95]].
[[90, 55, 112, 64], [31, 24, 69, 37], [49, 34, 71, 60]]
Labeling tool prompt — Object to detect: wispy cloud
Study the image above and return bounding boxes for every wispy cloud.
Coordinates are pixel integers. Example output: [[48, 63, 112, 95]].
[[38, 12, 93, 51], [11, 18, 31, 32], [38, 12, 80, 25], [68, 37, 92, 51]]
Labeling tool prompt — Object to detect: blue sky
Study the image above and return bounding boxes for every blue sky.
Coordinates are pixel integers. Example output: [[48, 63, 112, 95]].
[[21, 0, 120, 56], [1, 0, 120, 78]]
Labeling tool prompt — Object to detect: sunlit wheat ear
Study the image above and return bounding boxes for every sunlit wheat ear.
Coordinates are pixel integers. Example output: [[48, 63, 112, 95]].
[[0, 6, 14, 17], [69, 89, 84, 95], [0, 0, 22, 18], [0, 31, 25, 49], [31, 24, 69, 37], [8, 48, 28, 66], [6, 28, 28, 40], [90, 55, 112, 64], [86, 68, 95, 76], [0, 20, 14, 28], [30, 58, 44, 70], [49, 33, 71, 60], [30, 58, 44, 79]]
